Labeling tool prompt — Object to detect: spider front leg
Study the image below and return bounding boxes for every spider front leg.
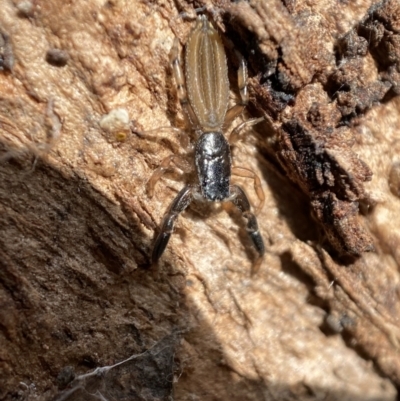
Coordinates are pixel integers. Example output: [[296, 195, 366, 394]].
[[229, 184, 265, 274], [229, 117, 264, 145], [223, 55, 249, 128], [152, 185, 193, 264], [170, 38, 199, 129]]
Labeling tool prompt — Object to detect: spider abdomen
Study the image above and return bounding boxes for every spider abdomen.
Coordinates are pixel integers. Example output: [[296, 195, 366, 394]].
[[185, 15, 229, 131]]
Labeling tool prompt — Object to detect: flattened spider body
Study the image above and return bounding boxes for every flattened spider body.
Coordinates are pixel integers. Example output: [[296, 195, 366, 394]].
[[149, 15, 265, 270]]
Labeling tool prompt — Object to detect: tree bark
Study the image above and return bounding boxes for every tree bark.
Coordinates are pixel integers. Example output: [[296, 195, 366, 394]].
[[1, 0, 399, 400]]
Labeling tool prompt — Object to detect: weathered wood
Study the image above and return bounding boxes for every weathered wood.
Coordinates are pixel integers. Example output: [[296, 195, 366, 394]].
[[0, 0, 399, 400]]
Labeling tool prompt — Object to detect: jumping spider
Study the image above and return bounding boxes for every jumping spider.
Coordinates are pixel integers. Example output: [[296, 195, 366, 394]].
[[148, 15, 265, 270]]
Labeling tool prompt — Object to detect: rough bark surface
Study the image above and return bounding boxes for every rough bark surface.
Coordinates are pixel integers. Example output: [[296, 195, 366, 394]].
[[1, 0, 400, 400]]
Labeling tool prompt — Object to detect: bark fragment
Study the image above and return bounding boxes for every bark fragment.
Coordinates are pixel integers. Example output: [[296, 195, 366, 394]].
[[279, 84, 374, 255], [234, 0, 400, 255]]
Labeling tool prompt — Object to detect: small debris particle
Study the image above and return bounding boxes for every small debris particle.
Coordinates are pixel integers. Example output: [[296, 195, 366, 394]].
[[16, 1, 34, 18], [99, 108, 130, 142], [45, 49, 69, 67], [324, 312, 354, 334]]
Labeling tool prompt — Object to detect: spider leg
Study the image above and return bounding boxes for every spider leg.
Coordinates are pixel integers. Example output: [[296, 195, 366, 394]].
[[232, 166, 265, 214], [224, 55, 248, 128], [134, 126, 192, 153], [229, 184, 265, 274], [147, 154, 192, 198], [229, 117, 264, 145], [152, 185, 193, 263], [170, 38, 200, 129]]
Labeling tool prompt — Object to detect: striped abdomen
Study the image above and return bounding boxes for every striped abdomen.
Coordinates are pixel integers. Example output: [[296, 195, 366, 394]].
[[185, 15, 229, 131]]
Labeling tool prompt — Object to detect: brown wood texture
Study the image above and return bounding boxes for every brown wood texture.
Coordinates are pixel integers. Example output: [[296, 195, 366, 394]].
[[0, 0, 399, 400]]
